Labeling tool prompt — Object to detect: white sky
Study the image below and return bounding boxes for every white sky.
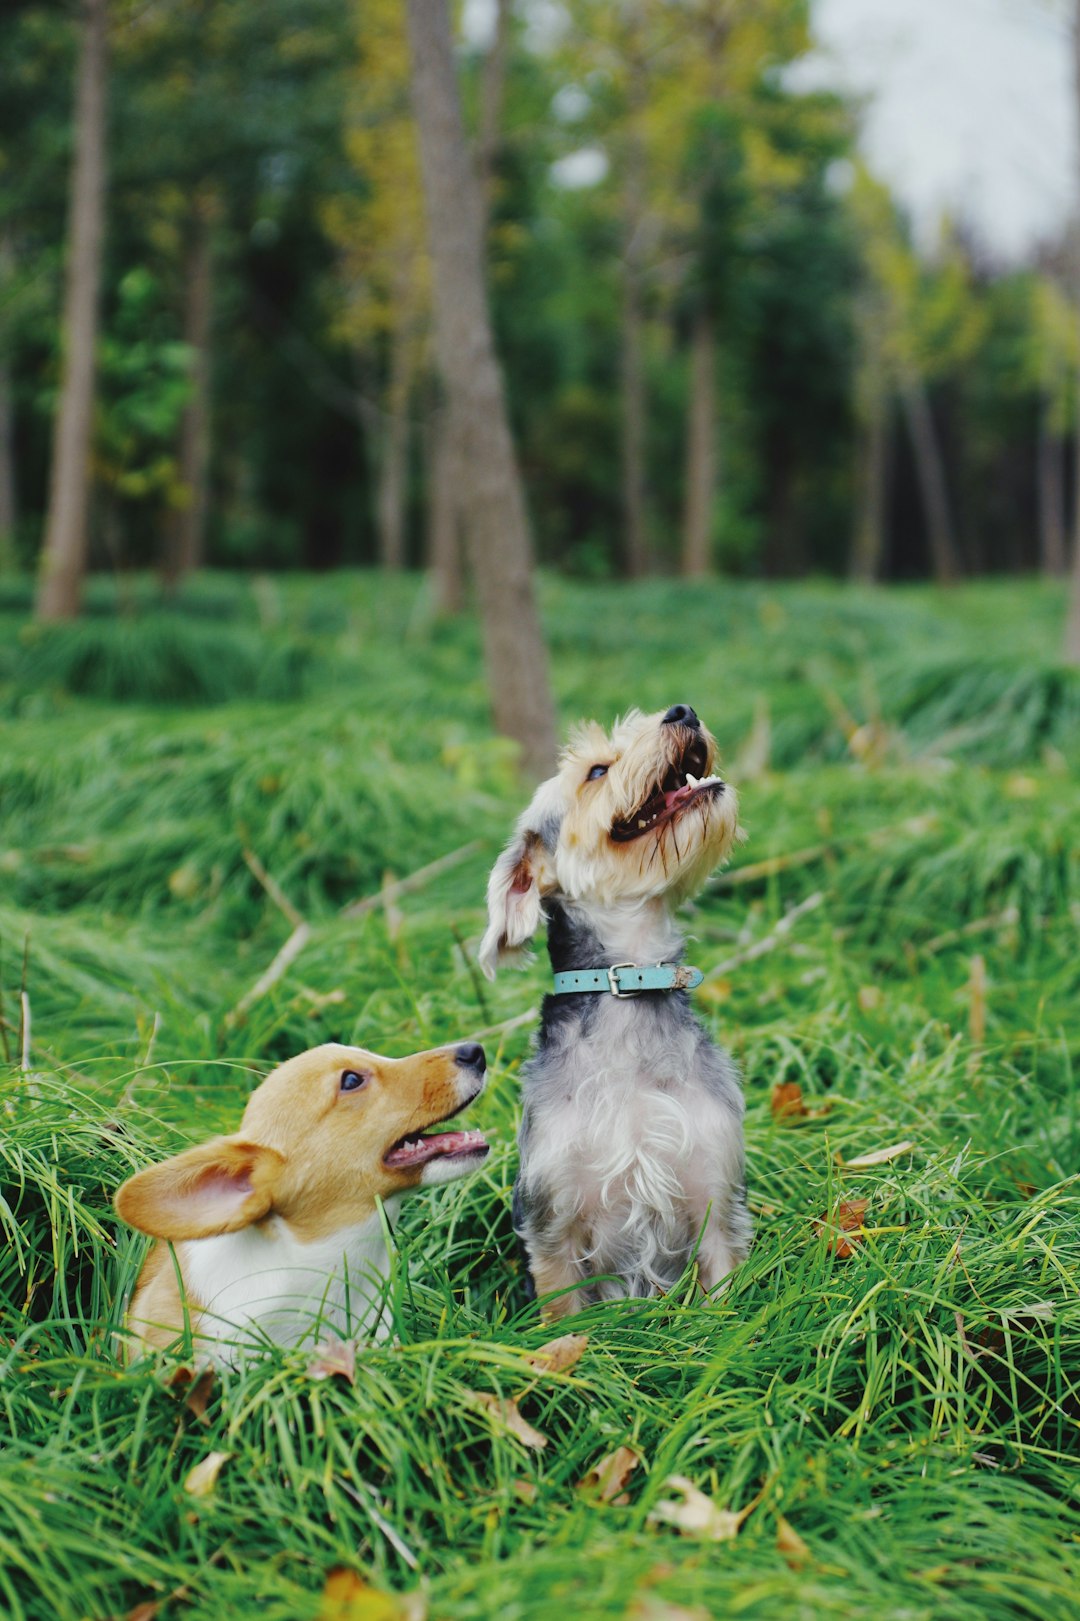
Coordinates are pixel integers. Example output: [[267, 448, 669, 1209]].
[[465, 0, 1076, 263], [803, 0, 1075, 261]]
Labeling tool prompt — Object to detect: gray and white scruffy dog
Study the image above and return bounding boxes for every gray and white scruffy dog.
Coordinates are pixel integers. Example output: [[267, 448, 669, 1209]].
[[480, 703, 751, 1316]]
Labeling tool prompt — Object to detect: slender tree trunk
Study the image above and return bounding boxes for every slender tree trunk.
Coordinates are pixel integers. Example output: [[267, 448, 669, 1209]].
[[1037, 393, 1067, 577], [0, 360, 15, 575], [1064, 0, 1080, 661], [405, 0, 556, 777], [851, 384, 887, 583], [428, 404, 463, 613], [377, 313, 412, 570], [680, 306, 717, 577], [620, 67, 649, 579], [36, 0, 108, 621], [0, 234, 15, 572], [899, 368, 959, 585], [163, 195, 214, 591], [476, 0, 510, 234]]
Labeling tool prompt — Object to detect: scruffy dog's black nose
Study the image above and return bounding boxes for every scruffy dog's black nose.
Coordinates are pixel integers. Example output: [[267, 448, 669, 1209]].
[[455, 1043, 486, 1073], [662, 704, 699, 729]]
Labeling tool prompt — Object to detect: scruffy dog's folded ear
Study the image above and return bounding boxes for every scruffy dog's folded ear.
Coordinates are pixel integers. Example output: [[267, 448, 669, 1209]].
[[479, 832, 545, 979], [479, 781, 564, 979]]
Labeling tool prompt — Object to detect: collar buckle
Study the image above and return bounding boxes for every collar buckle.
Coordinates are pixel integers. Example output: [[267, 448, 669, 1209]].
[[607, 962, 640, 998]]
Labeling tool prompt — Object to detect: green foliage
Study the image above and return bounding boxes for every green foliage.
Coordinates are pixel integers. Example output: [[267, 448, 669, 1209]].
[[0, 574, 1078, 1618]]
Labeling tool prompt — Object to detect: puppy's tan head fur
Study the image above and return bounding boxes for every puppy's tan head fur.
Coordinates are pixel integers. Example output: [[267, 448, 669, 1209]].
[[480, 706, 740, 975], [114, 1043, 488, 1245]]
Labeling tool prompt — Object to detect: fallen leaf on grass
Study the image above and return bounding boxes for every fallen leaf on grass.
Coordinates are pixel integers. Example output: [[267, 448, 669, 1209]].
[[308, 1336, 357, 1384], [578, 1444, 640, 1503], [771, 1082, 806, 1118], [166, 1363, 216, 1423], [647, 1476, 754, 1542], [815, 1199, 868, 1258], [511, 1479, 538, 1504], [627, 1600, 709, 1621], [776, 1515, 811, 1568], [770, 1082, 831, 1121], [319, 1567, 424, 1621], [841, 1141, 914, 1168], [122, 1603, 161, 1621], [523, 1332, 588, 1374], [471, 1392, 548, 1450], [183, 1451, 230, 1497]]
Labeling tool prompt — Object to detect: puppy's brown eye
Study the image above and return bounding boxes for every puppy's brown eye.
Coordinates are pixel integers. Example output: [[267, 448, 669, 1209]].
[[587, 764, 609, 781], [340, 1070, 369, 1093]]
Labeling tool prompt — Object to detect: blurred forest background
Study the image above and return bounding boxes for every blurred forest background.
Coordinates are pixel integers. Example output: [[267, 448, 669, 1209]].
[[4, 0, 1080, 639]]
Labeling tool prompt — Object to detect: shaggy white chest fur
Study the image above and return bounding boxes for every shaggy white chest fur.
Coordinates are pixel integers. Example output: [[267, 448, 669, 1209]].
[[181, 1202, 399, 1357]]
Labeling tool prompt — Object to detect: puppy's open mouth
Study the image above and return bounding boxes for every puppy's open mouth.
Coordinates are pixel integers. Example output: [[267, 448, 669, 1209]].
[[610, 735, 724, 844], [383, 1091, 488, 1170]]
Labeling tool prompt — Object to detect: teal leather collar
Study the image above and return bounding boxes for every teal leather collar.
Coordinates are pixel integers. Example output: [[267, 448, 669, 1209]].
[[551, 962, 704, 998]]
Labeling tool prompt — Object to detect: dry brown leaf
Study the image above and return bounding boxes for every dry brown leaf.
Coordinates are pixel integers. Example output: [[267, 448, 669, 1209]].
[[627, 1600, 710, 1621], [511, 1479, 538, 1504], [578, 1444, 640, 1502], [815, 1199, 868, 1258], [122, 1604, 161, 1621], [646, 1476, 753, 1542], [308, 1336, 357, 1384], [771, 1082, 806, 1119], [319, 1566, 422, 1621], [183, 1450, 230, 1498], [776, 1515, 811, 1569], [523, 1332, 588, 1374], [472, 1392, 548, 1450], [842, 1141, 915, 1168], [176, 1366, 216, 1424]]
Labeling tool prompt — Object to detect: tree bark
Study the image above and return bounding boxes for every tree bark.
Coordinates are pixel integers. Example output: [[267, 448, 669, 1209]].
[[1037, 392, 1067, 577], [476, 0, 511, 235], [427, 403, 464, 613], [36, 0, 109, 621], [404, 0, 556, 778], [899, 368, 960, 585], [680, 306, 717, 577], [619, 63, 649, 580], [0, 234, 15, 573], [162, 194, 214, 592], [377, 311, 412, 571]]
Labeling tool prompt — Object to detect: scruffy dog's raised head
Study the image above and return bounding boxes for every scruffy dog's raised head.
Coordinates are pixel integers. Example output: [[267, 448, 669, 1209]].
[[480, 704, 740, 976]]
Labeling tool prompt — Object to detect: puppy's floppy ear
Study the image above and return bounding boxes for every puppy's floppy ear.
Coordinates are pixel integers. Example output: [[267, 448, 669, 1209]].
[[478, 781, 563, 979], [115, 1137, 285, 1242]]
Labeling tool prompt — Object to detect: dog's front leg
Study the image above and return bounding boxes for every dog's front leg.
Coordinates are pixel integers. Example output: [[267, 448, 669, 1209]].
[[530, 1251, 587, 1320], [694, 1189, 752, 1296]]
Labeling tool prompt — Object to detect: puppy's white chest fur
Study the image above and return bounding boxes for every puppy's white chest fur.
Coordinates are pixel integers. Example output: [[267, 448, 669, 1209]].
[[181, 1202, 399, 1358]]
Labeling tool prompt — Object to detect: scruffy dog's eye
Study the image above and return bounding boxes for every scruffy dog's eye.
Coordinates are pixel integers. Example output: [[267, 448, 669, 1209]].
[[340, 1070, 369, 1092], [587, 764, 609, 781]]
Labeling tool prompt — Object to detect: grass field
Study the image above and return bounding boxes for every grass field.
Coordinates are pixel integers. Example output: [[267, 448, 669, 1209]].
[[1, 571, 1078, 1621]]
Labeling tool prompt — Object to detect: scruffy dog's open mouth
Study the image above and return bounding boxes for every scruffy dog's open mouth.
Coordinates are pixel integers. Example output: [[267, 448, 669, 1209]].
[[610, 734, 724, 844], [383, 1097, 488, 1170]]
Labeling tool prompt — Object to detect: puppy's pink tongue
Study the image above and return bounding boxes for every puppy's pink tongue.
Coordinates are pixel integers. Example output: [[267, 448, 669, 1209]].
[[664, 782, 695, 811]]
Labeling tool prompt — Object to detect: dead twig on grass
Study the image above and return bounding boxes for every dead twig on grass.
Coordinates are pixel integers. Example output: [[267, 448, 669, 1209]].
[[703, 892, 824, 982]]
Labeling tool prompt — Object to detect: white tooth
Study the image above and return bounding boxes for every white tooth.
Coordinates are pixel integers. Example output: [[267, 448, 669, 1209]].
[[638, 819, 647, 829], [686, 773, 699, 788]]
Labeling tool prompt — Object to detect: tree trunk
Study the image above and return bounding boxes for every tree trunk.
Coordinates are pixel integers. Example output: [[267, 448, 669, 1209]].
[[899, 368, 959, 585], [428, 404, 463, 613], [476, 0, 510, 234], [680, 306, 717, 577], [162, 194, 214, 592], [0, 358, 15, 576], [620, 90, 649, 579], [1037, 393, 1067, 577], [36, 0, 108, 621], [404, 0, 556, 778], [1064, 0, 1080, 661], [377, 312, 412, 570], [851, 377, 888, 584]]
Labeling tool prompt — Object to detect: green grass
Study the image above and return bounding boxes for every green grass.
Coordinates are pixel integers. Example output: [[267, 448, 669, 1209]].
[[0, 572, 1078, 1620]]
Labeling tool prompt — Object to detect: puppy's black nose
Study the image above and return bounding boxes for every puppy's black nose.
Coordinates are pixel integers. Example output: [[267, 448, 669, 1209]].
[[454, 1043, 486, 1073], [662, 704, 699, 729]]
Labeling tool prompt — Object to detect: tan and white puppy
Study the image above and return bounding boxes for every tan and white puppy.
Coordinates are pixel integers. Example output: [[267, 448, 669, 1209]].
[[480, 704, 750, 1316], [115, 1041, 488, 1360]]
